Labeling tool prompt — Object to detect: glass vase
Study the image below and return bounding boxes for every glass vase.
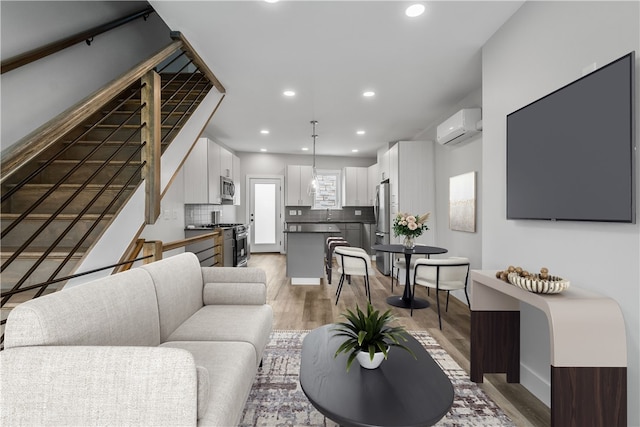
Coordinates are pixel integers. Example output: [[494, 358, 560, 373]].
[[403, 235, 415, 249]]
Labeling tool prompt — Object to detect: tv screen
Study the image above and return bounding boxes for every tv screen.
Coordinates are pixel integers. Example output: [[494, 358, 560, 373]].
[[506, 51, 635, 223]]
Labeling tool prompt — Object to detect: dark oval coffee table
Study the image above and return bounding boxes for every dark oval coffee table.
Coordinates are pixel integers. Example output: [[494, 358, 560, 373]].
[[299, 324, 454, 427]]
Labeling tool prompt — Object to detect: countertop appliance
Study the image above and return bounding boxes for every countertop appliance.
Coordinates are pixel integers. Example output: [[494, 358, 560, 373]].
[[220, 176, 235, 204], [375, 182, 391, 275]]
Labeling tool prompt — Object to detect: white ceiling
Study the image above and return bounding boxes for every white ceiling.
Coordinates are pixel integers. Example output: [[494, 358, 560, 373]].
[[150, 1, 524, 158]]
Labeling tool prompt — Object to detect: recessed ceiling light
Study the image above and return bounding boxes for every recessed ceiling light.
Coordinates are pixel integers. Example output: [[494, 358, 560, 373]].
[[260, 129, 270, 134], [264, 0, 279, 3], [260, 148, 268, 152], [302, 147, 309, 151], [352, 149, 359, 153], [283, 90, 296, 97], [356, 130, 365, 135], [406, 4, 425, 17], [363, 91, 375, 97]]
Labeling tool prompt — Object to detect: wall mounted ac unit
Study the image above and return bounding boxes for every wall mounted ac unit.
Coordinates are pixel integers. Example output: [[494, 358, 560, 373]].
[[436, 108, 482, 145]]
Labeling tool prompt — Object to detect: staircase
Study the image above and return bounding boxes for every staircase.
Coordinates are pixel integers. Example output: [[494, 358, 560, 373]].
[[1, 69, 214, 324]]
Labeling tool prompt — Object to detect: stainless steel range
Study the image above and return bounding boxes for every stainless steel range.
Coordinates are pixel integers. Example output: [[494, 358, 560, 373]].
[[207, 223, 249, 267]]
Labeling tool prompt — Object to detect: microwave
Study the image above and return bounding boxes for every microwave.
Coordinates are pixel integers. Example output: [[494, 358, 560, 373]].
[[220, 176, 235, 204]]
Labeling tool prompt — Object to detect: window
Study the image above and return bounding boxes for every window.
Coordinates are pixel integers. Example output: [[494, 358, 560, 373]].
[[313, 169, 341, 209]]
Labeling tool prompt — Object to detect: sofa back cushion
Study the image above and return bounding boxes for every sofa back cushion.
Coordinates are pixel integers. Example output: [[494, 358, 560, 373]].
[[4, 268, 160, 349], [141, 252, 204, 342]]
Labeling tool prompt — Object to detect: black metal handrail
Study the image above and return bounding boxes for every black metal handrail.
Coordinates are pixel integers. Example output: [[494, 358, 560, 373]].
[[1, 6, 155, 74]]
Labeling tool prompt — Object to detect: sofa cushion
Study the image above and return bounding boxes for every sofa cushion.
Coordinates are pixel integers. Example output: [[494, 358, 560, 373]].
[[141, 252, 204, 342], [166, 305, 273, 366], [0, 346, 198, 426], [203, 281, 267, 305], [160, 341, 256, 426], [4, 268, 160, 349]]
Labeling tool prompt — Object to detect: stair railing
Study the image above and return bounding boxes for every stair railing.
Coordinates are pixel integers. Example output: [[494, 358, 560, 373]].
[[1, 33, 224, 309]]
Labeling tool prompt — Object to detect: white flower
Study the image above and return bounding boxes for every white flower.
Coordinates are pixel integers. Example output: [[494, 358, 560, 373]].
[[406, 215, 416, 223], [408, 222, 418, 230]]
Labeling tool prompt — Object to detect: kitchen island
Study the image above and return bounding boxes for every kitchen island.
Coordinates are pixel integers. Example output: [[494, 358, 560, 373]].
[[285, 223, 341, 285]]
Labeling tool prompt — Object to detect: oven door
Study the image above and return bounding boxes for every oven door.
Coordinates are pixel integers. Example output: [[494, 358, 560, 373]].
[[235, 229, 249, 267]]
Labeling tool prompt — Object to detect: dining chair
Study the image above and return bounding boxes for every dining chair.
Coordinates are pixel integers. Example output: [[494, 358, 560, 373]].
[[412, 257, 470, 329], [391, 244, 427, 291], [334, 246, 375, 305]]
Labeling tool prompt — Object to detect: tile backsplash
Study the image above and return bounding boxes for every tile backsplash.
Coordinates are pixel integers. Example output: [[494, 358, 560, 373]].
[[185, 204, 236, 226], [285, 206, 374, 223]]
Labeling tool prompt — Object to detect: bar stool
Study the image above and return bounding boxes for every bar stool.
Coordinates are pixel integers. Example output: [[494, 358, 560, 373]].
[[325, 237, 350, 284]]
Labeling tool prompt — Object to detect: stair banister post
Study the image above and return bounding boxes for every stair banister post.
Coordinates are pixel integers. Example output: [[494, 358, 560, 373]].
[[141, 70, 161, 224], [143, 241, 163, 264]]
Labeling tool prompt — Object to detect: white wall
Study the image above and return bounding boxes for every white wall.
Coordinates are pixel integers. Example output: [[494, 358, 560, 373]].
[[0, 1, 171, 150], [415, 89, 483, 304], [482, 2, 639, 423]]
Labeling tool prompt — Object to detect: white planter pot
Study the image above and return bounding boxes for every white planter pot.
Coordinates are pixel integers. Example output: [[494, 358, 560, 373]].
[[356, 349, 387, 369]]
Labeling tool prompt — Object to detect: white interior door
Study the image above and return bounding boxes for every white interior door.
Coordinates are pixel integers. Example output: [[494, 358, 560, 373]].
[[249, 178, 282, 253]]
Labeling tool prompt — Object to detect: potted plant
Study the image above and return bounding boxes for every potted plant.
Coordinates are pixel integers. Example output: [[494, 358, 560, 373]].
[[333, 303, 416, 371]]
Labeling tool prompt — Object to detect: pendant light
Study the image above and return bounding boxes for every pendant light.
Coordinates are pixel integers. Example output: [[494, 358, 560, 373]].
[[308, 120, 319, 195]]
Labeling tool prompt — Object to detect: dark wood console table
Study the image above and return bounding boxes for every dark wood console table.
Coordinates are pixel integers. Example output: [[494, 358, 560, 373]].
[[470, 271, 627, 426]]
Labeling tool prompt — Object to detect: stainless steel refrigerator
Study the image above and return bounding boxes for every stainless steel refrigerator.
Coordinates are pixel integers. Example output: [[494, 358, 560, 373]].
[[375, 182, 391, 275]]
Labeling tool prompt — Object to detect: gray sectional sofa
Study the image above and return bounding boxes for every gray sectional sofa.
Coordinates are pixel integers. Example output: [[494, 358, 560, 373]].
[[0, 252, 273, 426]]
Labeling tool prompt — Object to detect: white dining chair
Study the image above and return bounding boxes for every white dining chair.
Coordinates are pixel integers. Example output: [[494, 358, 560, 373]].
[[334, 246, 375, 305], [391, 244, 427, 291], [412, 257, 470, 329]]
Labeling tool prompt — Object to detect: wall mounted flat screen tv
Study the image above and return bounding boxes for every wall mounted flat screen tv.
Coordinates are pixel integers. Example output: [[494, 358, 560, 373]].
[[506, 51, 635, 223]]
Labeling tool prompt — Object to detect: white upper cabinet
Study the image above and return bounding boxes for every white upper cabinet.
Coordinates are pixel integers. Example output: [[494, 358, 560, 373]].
[[286, 165, 314, 206], [183, 138, 241, 205], [183, 138, 209, 204], [232, 154, 241, 206], [385, 141, 435, 244], [343, 166, 369, 206], [379, 149, 390, 182], [207, 140, 222, 204], [368, 163, 378, 205], [220, 147, 232, 179]]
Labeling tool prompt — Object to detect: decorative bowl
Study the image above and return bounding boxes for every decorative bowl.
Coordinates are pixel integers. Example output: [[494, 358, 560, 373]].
[[507, 272, 570, 294]]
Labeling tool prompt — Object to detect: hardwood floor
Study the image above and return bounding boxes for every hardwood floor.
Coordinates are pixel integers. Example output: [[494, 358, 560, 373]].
[[248, 252, 550, 427]]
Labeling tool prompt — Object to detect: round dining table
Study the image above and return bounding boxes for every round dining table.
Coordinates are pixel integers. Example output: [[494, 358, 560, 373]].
[[372, 244, 447, 309]]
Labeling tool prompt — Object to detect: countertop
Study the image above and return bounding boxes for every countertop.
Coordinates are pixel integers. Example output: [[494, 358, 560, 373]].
[[285, 219, 375, 224], [284, 223, 341, 233]]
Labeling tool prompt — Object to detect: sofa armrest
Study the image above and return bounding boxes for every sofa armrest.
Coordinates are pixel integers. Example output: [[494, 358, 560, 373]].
[[201, 267, 267, 305], [1, 346, 199, 426]]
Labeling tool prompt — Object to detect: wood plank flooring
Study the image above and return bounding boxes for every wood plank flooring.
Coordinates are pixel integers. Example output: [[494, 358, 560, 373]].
[[248, 252, 550, 427]]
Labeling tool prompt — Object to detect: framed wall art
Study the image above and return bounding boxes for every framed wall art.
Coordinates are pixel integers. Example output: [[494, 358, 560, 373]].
[[449, 171, 476, 232]]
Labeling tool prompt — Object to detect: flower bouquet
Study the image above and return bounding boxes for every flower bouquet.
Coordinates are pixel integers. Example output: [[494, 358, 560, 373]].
[[393, 212, 430, 248]]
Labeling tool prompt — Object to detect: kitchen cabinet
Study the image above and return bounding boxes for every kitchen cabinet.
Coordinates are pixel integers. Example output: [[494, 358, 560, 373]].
[[386, 141, 435, 244], [336, 222, 362, 247], [184, 138, 222, 204], [183, 138, 209, 204], [342, 167, 369, 206], [232, 154, 241, 206], [220, 147, 232, 179], [379, 149, 390, 182], [183, 138, 240, 205], [286, 165, 314, 206], [368, 163, 378, 205]]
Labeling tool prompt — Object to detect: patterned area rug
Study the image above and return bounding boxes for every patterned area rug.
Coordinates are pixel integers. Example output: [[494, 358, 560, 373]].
[[240, 330, 514, 426]]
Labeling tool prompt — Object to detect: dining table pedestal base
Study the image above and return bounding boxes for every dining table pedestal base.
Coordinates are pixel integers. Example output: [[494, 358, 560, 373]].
[[386, 295, 429, 309]]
